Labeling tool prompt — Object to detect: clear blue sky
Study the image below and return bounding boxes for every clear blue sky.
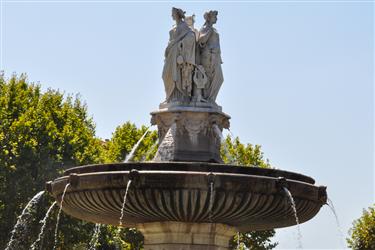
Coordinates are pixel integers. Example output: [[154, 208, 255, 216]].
[[1, 1, 373, 249]]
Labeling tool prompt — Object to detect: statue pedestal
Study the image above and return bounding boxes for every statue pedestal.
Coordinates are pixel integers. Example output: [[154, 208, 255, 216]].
[[151, 104, 230, 163], [137, 222, 236, 250]]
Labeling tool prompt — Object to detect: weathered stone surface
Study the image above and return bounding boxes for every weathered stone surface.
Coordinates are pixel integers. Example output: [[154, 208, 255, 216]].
[[151, 105, 230, 163], [137, 222, 236, 250], [49, 162, 327, 232], [161, 8, 223, 105]]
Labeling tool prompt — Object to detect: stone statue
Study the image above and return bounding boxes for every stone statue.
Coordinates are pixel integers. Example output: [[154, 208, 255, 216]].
[[162, 7, 196, 103], [185, 15, 199, 42], [198, 10, 223, 103]]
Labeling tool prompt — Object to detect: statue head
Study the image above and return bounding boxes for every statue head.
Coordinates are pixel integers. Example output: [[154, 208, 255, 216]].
[[204, 10, 218, 25], [185, 14, 195, 27], [172, 7, 186, 21]]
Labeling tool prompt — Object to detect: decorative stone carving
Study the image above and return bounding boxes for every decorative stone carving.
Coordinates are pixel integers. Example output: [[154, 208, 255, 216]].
[[151, 107, 230, 163]]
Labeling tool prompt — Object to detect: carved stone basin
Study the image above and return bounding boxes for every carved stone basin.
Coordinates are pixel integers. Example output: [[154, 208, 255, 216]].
[[48, 162, 327, 232]]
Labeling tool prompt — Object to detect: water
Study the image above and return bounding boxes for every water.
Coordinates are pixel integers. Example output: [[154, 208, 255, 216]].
[[119, 180, 132, 226], [236, 232, 240, 250], [124, 127, 150, 162], [208, 181, 214, 222], [283, 187, 303, 249], [212, 124, 236, 164], [227, 128, 235, 139], [88, 223, 101, 250], [327, 198, 345, 248], [142, 139, 159, 161], [53, 183, 70, 250], [5, 191, 45, 250], [30, 201, 57, 250]]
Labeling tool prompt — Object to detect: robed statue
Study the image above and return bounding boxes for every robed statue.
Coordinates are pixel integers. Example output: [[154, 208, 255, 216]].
[[162, 8, 223, 104], [198, 10, 223, 103], [162, 7, 196, 102]]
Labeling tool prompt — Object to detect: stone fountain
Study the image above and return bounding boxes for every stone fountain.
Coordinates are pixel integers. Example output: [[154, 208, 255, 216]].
[[47, 8, 327, 250]]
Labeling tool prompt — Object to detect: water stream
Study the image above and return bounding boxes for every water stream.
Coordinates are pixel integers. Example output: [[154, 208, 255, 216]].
[[142, 138, 159, 161], [282, 187, 303, 249], [213, 124, 236, 164], [53, 183, 70, 250], [5, 191, 45, 250], [236, 232, 240, 250], [88, 223, 101, 250], [30, 201, 57, 250], [124, 127, 150, 162], [327, 198, 345, 247], [119, 180, 132, 226], [208, 181, 214, 222]]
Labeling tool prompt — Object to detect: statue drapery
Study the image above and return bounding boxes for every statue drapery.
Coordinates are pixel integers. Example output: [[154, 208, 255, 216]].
[[162, 9, 223, 105]]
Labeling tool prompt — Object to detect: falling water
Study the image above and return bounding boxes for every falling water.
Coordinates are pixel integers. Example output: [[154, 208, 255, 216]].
[[88, 223, 101, 250], [228, 128, 235, 139], [212, 124, 236, 164], [142, 139, 159, 161], [53, 183, 70, 250], [124, 127, 151, 162], [283, 187, 303, 249], [5, 191, 45, 250], [208, 181, 214, 222], [30, 201, 57, 250], [119, 180, 132, 226], [236, 232, 240, 250], [327, 198, 345, 248]]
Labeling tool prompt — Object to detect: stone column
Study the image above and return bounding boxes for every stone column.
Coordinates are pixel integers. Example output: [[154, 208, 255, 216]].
[[137, 222, 236, 250]]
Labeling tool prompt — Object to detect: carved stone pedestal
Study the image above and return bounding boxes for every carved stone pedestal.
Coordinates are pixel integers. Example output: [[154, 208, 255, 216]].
[[137, 222, 236, 250], [151, 104, 230, 163]]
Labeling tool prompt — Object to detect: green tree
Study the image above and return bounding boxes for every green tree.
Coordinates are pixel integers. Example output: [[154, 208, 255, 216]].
[[347, 204, 375, 250], [222, 136, 278, 250], [103, 122, 158, 163], [0, 73, 103, 249], [1, 73, 277, 249], [101, 127, 277, 249]]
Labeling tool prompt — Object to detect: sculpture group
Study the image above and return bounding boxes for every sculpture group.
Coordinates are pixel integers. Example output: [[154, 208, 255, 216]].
[[46, 8, 328, 250], [162, 8, 223, 104]]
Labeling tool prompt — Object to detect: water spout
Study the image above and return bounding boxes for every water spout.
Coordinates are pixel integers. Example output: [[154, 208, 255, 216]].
[[207, 173, 215, 222], [30, 201, 57, 250], [119, 179, 132, 226], [282, 187, 303, 249], [125, 127, 151, 162], [88, 223, 101, 250], [5, 191, 45, 250], [53, 183, 70, 250], [327, 198, 345, 248]]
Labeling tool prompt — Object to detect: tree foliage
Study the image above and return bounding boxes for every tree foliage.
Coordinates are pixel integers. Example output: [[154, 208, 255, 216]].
[[222, 136, 277, 250], [0, 73, 277, 249], [0, 73, 103, 249], [347, 204, 375, 250]]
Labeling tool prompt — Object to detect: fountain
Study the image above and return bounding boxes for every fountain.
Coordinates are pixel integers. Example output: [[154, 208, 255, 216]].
[[46, 8, 327, 249]]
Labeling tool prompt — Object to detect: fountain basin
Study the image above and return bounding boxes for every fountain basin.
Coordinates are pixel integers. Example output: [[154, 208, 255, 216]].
[[48, 162, 326, 232]]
